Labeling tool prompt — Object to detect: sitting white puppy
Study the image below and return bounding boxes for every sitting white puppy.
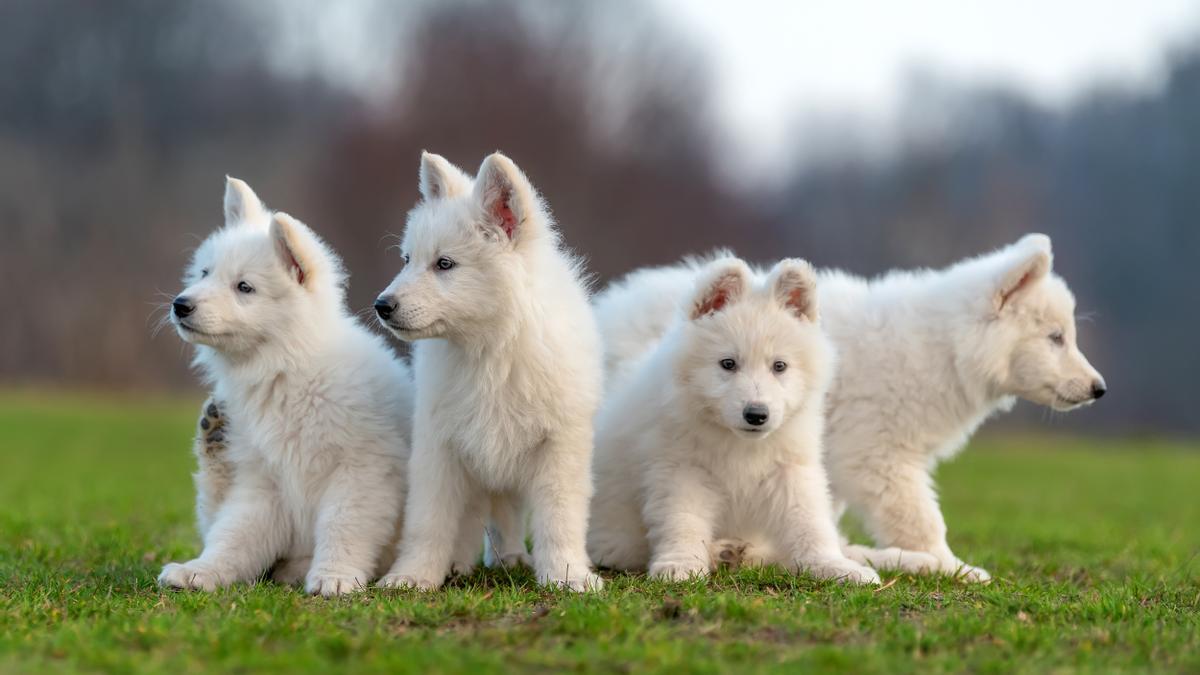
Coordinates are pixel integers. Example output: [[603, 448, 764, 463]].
[[587, 256, 879, 585], [158, 178, 413, 596], [374, 152, 602, 591]]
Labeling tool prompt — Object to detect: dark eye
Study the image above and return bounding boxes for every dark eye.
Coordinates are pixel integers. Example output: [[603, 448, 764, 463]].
[[436, 257, 455, 271], [236, 281, 254, 294], [719, 358, 737, 371], [773, 361, 788, 373], [200, 269, 209, 278], [1049, 331, 1064, 346], [402, 253, 410, 265]]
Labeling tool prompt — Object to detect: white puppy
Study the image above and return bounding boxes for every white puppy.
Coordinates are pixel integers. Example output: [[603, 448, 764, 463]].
[[158, 178, 414, 596], [596, 235, 1105, 582], [587, 256, 879, 585], [374, 152, 602, 591]]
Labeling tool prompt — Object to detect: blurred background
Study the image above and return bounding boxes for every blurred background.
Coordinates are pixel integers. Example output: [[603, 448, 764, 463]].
[[1, 0, 1197, 434]]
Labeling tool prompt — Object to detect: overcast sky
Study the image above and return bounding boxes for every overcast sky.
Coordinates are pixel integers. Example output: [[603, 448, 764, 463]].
[[657, 0, 1200, 172]]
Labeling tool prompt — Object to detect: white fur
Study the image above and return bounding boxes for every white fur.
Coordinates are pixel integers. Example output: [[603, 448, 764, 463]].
[[158, 177, 414, 596], [375, 152, 602, 592], [587, 256, 879, 585], [595, 235, 1105, 582]]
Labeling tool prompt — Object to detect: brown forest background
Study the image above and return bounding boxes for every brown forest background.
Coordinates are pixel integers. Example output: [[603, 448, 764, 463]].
[[1, 0, 1197, 433]]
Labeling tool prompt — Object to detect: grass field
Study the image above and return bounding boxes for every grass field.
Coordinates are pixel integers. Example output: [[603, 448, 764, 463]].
[[0, 391, 1197, 673]]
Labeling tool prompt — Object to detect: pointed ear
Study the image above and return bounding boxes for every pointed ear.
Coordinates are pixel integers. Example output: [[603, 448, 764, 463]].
[[224, 176, 267, 226], [995, 234, 1053, 311], [690, 258, 752, 320], [419, 151, 471, 201], [473, 152, 537, 241], [767, 258, 819, 322], [270, 213, 321, 288]]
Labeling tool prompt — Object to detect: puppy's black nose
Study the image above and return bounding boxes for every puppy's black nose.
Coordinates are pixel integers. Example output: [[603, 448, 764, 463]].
[[374, 297, 396, 321], [1091, 380, 1107, 399], [743, 403, 769, 426], [172, 296, 195, 318]]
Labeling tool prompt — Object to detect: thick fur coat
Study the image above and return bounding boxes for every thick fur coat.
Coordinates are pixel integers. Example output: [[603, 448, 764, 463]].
[[158, 178, 414, 596], [374, 152, 603, 591], [587, 256, 879, 585]]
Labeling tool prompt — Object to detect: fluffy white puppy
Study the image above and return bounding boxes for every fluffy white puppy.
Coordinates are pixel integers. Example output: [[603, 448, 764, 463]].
[[158, 178, 414, 596], [587, 256, 879, 585], [374, 152, 602, 592]]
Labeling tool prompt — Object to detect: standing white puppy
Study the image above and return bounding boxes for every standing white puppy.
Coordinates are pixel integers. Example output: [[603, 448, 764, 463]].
[[158, 178, 414, 596], [374, 152, 603, 591], [587, 257, 879, 585]]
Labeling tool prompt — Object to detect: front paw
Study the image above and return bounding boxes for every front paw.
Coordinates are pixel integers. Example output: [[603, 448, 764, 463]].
[[158, 561, 223, 591], [449, 558, 478, 577], [946, 559, 991, 583], [843, 544, 940, 574], [306, 569, 367, 597], [648, 559, 709, 581], [538, 567, 604, 592], [377, 570, 443, 591], [801, 556, 882, 585]]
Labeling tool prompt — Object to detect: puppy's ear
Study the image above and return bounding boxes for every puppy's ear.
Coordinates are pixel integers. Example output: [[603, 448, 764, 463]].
[[419, 151, 471, 201], [690, 258, 752, 320], [224, 176, 267, 226], [270, 213, 323, 288], [473, 152, 537, 241], [995, 234, 1052, 311], [767, 258, 819, 322]]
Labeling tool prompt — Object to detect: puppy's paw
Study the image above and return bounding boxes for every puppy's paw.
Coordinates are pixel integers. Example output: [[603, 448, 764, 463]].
[[711, 539, 748, 571], [377, 571, 443, 591], [947, 560, 992, 583], [158, 561, 223, 591], [538, 568, 604, 592], [648, 559, 709, 582], [196, 398, 228, 457], [449, 558, 478, 577], [843, 544, 940, 573], [802, 556, 882, 585], [306, 569, 367, 597]]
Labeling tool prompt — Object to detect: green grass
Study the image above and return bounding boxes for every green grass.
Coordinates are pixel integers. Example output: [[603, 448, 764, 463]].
[[1, 391, 1197, 673]]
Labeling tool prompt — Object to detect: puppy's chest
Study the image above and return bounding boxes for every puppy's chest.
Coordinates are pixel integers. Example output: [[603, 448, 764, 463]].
[[438, 377, 551, 484]]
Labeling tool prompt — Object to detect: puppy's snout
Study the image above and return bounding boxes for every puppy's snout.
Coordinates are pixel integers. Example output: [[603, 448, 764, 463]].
[[1091, 378, 1107, 400], [172, 296, 196, 318], [374, 297, 397, 321], [742, 403, 769, 426]]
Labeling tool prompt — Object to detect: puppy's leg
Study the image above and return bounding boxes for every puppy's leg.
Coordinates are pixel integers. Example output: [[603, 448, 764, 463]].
[[764, 463, 880, 585], [158, 474, 287, 591], [484, 492, 531, 569], [306, 464, 404, 597], [193, 397, 234, 538], [449, 490, 487, 577], [643, 465, 720, 581], [848, 460, 990, 582], [379, 441, 471, 591], [269, 556, 312, 586], [526, 432, 602, 591]]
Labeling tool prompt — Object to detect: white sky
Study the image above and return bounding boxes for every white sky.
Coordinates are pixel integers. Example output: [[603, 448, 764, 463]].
[[657, 0, 1200, 171]]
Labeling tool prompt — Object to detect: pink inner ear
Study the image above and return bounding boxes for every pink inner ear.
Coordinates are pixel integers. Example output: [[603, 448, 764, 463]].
[[1000, 270, 1035, 309], [492, 188, 518, 239], [694, 288, 730, 317], [286, 250, 305, 285], [785, 286, 809, 317]]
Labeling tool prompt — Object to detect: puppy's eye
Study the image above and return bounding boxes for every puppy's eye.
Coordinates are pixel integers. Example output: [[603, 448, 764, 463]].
[[402, 253, 410, 265], [236, 281, 255, 294], [200, 269, 209, 278], [773, 361, 788, 373], [1049, 331, 1064, 346], [719, 358, 737, 371], [436, 257, 456, 271]]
